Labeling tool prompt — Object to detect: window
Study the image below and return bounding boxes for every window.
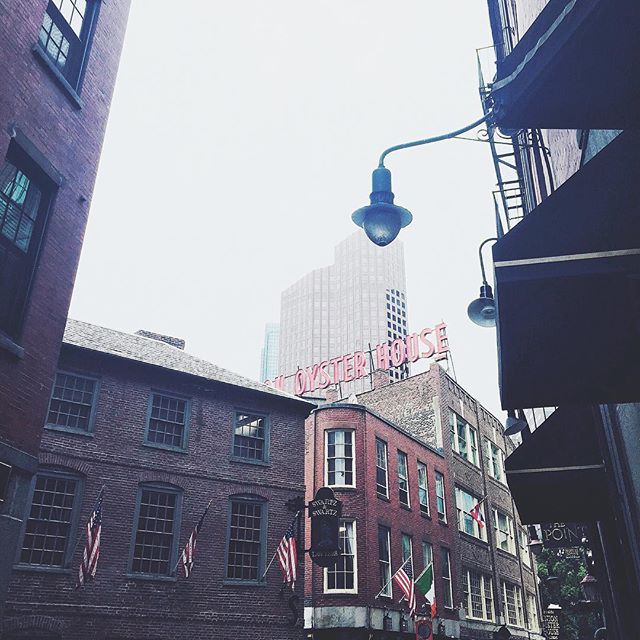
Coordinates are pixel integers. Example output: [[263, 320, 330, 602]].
[[233, 411, 268, 462], [326, 430, 354, 487], [435, 471, 447, 522], [397, 451, 410, 507], [518, 527, 531, 567], [378, 525, 392, 597], [325, 520, 357, 592], [130, 485, 181, 576], [375, 438, 389, 497], [486, 439, 506, 483], [20, 473, 80, 567], [417, 462, 429, 516], [226, 497, 265, 581], [401, 533, 413, 568], [46, 371, 97, 432], [38, 0, 98, 88], [493, 509, 516, 554], [0, 154, 51, 338], [422, 541, 432, 571], [454, 487, 486, 540], [145, 393, 189, 450], [502, 581, 524, 627], [440, 547, 453, 608], [449, 412, 479, 465], [527, 593, 540, 632], [463, 569, 494, 621]]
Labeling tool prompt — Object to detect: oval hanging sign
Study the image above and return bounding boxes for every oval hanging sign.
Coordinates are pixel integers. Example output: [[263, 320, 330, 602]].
[[309, 487, 342, 567]]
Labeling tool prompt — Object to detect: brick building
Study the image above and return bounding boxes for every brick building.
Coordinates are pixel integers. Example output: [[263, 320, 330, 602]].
[[304, 402, 457, 639], [0, 0, 130, 611], [354, 364, 542, 640], [3, 320, 312, 639]]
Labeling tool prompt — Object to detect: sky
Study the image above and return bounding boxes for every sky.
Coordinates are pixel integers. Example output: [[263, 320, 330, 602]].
[[69, 1, 504, 418]]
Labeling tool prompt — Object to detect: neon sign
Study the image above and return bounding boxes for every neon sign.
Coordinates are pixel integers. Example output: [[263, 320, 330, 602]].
[[265, 322, 449, 396]]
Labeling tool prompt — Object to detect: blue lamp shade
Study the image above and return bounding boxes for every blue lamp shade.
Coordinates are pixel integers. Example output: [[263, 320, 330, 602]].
[[352, 167, 412, 246], [467, 283, 497, 327]]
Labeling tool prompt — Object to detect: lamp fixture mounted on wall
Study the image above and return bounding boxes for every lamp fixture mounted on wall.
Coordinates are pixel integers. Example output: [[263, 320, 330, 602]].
[[468, 237, 498, 328], [504, 409, 529, 437]]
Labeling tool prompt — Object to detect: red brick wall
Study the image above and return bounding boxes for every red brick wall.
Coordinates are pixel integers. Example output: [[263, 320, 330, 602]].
[[4, 347, 310, 639]]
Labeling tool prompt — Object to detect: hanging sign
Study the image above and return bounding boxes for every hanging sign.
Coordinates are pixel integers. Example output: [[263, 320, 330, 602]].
[[309, 487, 342, 567], [542, 610, 561, 640], [540, 522, 588, 548]]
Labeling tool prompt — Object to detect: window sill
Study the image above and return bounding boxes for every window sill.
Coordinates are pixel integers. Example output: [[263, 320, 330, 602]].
[[323, 590, 358, 596], [44, 424, 94, 437], [0, 331, 24, 359], [458, 530, 488, 547], [13, 564, 72, 575], [229, 456, 271, 468], [452, 451, 481, 472], [419, 510, 431, 520], [399, 503, 412, 512], [495, 548, 518, 560], [327, 485, 357, 492], [142, 442, 188, 454], [223, 579, 266, 587], [32, 44, 83, 109], [488, 475, 509, 490], [376, 492, 390, 502], [125, 573, 177, 583], [437, 517, 448, 526]]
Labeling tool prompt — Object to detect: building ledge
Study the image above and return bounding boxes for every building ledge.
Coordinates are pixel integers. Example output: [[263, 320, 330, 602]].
[[0, 331, 24, 359]]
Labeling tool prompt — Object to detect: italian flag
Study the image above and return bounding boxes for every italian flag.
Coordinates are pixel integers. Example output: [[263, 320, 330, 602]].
[[415, 563, 436, 619]]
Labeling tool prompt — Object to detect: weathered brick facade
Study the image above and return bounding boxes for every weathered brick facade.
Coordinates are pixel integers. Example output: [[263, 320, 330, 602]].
[[0, 0, 130, 613], [3, 326, 312, 639]]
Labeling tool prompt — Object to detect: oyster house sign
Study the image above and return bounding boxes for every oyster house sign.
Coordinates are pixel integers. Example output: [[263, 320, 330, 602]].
[[265, 322, 449, 396]]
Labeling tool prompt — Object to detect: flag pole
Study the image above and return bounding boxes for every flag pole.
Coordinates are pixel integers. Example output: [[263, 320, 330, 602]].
[[173, 499, 213, 576], [260, 510, 301, 582], [375, 554, 412, 600]]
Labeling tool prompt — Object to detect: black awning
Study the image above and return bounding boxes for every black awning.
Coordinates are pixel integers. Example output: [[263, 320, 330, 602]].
[[492, 0, 640, 130], [505, 406, 606, 524], [492, 130, 640, 409]]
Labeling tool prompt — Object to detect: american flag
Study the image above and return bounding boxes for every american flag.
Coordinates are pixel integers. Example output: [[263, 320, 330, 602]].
[[180, 500, 211, 578], [276, 513, 298, 587], [393, 557, 416, 618], [77, 488, 103, 587]]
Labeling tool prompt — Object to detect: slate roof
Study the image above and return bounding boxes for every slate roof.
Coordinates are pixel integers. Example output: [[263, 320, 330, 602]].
[[63, 319, 310, 407]]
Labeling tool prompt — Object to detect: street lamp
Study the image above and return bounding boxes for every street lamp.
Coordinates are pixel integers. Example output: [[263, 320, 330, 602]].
[[468, 237, 498, 327], [504, 409, 529, 437], [352, 114, 491, 246]]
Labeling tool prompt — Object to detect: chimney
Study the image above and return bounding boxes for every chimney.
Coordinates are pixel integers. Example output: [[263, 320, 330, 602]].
[[135, 330, 185, 350], [372, 368, 391, 390]]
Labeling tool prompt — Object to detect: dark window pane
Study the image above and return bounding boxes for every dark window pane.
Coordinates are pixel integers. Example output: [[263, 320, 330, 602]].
[[233, 413, 266, 461], [226, 500, 262, 580], [46, 372, 96, 430], [147, 394, 187, 448]]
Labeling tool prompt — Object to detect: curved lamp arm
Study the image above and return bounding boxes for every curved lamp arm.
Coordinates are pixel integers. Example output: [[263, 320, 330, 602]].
[[378, 112, 492, 168], [478, 237, 498, 285]]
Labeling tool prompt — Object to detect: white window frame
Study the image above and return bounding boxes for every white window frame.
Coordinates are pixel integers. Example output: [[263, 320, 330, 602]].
[[375, 438, 389, 498], [527, 592, 540, 632], [455, 486, 486, 541], [493, 509, 516, 555], [449, 411, 479, 466], [435, 471, 447, 522], [464, 569, 494, 622], [324, 519, 357, 594], [486, 439, 506, 483], [325, 429, 355, 488], [397, 450, 410, 508], [502, 581, 524, 627], [422, 541, 433, 572], [417, 461, 430, 516], [378, 525, 392, 597], [441, 547, 453, 609], [518, 527, 531, 567]]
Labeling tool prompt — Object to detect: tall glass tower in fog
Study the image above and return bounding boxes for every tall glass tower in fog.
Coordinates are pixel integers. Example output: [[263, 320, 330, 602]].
[[259, 323, 280, 382]]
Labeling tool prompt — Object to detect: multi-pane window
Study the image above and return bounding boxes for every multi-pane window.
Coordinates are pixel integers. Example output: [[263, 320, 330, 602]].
[[401, 533, 413, 569], [0, 157, 48, 337], [131, 486, 180, 576], [326, 520, 356, 592], [378, 525, 392, 597], [527, 593, 540, 632], [463, 569, 494, 621], [397, 451, 410, 507], [493, 509, 516, 554], [455, 487, 486, 540], [519, 527, 531, 567], [226, 498, 264, 581], [326, 430, 354, 487], [422, 541, 432, 572], [435, 471, 447, 522], [375, 438, 389, 497], [502, 581, 524, 626], [417, 462, 429, 516], [233, 412, 268, 462], [38, 0, 97, 87], [146, 393, 188, 449], [486, 439, 506, 483], [449, 412, 478, 465], [20, 474, 79, 567], [46, 372, 96, 432], [441, 547, 453, 609]]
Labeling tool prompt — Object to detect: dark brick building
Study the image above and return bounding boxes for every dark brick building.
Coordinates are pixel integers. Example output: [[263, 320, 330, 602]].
[[304, 402, 457, 639], [3, 320, 313, 639], [354, 364, 543, 640], [0, 0, 130, 611]]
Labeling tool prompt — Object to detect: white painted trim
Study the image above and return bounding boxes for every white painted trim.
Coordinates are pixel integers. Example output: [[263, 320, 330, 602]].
[[494, 248, 640, 268]]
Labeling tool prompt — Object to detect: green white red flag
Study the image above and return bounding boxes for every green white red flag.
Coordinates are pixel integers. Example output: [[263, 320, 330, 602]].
[[414, 562, 436, 619]]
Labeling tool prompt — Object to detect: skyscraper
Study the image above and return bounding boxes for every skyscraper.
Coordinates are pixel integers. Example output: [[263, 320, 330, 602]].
[[278, 230, 408, 395], [259, 322, 280, 382]]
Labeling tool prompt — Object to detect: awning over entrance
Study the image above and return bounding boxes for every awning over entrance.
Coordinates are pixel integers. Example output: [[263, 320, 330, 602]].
[[492, 130, 640, 409], [492, 0, 640, 130], [505, 406, 606, 524]]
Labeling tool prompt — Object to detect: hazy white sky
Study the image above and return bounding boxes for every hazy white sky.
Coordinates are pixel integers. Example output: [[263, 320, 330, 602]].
[[70, 1, 504, 417]]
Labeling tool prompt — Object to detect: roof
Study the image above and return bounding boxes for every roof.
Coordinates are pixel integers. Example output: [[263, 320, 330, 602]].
[[63, 319, 312, 408]]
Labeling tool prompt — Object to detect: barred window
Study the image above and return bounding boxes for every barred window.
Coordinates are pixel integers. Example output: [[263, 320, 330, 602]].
[[20, 474, 79, 567], [325, 520, 356, 592], [463, 569, 494, 621], [146, 393, 188, 449], [397, 450, 410, 507], [326, 430, 354, 487], [435, 471, 447, 522], [378, 525, 391, 597], [233, 412, 267, 462], [375, 438, 389, 497], [131, 486, 179, 576], [226, 499, 264, 581], [502, 581, 523, 626], [46, 372, 96, 431], [417, 462, 429, 516]]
